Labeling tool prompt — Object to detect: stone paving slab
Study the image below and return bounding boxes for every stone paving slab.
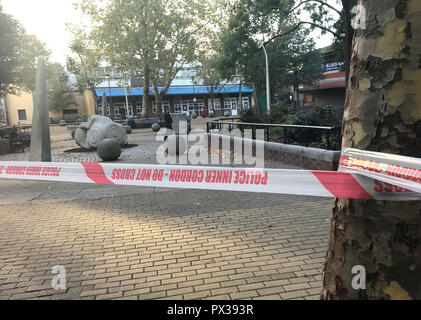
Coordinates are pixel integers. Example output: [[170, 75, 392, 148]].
[[0, 186, 332, 300]]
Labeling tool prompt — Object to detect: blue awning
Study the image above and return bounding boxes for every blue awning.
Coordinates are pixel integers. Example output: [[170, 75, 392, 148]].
[[95, 85, 253, 98]]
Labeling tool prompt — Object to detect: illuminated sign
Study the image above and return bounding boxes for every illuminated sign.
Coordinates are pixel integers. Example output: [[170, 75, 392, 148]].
[[324, 61, 344, 72]]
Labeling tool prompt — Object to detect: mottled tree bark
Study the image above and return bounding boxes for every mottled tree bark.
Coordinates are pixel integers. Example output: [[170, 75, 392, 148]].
[[322, 0, 421, 300]]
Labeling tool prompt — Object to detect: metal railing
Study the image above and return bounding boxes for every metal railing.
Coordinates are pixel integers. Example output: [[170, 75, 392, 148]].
[[206, 120, 342, 151]]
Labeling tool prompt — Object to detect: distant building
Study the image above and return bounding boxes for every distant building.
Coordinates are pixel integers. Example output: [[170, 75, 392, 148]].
[[298, 46, 346, 109], [95, 67, 254, 118], [0, 91, 95, 126]]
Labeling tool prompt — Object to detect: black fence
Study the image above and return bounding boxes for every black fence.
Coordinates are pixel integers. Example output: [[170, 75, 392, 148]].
[[206, 121, 342, 151]]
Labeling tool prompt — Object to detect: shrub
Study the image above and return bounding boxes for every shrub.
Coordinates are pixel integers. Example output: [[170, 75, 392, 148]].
[[240, 108, 260, 123], [77, 114, 89, 122], [286, 106, 343, 149], [288, 105, 343, 127], [270, 101, 290, 124]]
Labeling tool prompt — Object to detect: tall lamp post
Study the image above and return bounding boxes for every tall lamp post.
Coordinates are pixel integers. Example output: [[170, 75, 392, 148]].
[[105, 74, 112, 115], [261, 44, 271, 117]]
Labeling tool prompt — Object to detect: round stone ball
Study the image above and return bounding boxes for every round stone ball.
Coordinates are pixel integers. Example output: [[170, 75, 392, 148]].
[[208, 111, 215, 118], [224, 111, 231, 117], [97, 138, 122, 162], [152, 123, 161, 132], [167, 135, 187, 156], [124, 125, 132, 134], [191, 113, 198, 119]]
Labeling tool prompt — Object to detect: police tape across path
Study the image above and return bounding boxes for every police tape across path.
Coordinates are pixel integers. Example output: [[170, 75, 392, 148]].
[[0, 148, 420, 201]]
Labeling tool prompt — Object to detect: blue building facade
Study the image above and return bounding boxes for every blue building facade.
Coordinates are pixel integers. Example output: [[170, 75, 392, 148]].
[[95, 85, 254, 118]]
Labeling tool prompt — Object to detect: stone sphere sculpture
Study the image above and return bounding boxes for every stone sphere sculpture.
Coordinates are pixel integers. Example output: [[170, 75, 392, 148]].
[[97, 138, 122, 161], [124, 125, 132, 134], [74, 115, 128, 150], [152, 123, 161, 132], [224, 111, 231, 117], [167, 135, 187, 156], [191, 113, 198, 119]]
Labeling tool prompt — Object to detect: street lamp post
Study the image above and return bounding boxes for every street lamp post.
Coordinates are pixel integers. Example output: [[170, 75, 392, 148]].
[[105, 74, 112, 114], [261, 44, 271, 116]]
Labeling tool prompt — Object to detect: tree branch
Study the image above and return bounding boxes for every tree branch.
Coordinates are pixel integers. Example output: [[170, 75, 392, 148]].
[[285, 0, 342, 16], [254, 0, 342, 20], [262, 21, 340, 47]]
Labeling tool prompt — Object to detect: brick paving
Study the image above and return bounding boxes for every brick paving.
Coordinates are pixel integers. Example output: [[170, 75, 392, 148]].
[[0, 187, 332, 300]]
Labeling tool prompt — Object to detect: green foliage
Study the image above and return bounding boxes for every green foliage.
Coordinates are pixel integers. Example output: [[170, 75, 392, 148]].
[[282, 105, 343, 149], [216, 1, 324, 106], [240, 108, 260, 123], [66, 30, 102, 99], [287, 105, 343, 127], [270, 101, 290, 124], [193, 56, 230, 107], [77, 113, 89, 122], [47, 63, 77, 113], [75, 0, 217, 116], [0, 5, 50, 96]]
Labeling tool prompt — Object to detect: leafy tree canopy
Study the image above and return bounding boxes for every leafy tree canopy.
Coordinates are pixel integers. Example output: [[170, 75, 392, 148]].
[[217, 1, 324, 106], [47, 63, 77, 113], [74, 0, 222, 115], [66, 28, 103, 102], [216, 0, 355, 94], [0, 5, 50, 96]]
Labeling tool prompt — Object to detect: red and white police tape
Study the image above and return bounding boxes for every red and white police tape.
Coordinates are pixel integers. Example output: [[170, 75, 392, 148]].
[[0, 149, 420, 201]]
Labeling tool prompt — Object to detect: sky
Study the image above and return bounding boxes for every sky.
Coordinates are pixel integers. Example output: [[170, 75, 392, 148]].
[[2, 0, 84, 64], [2, 0, 336, 66]]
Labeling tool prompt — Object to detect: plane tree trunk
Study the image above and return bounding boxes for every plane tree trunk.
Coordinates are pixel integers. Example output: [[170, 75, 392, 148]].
[[321, 0, 421, 300], [142, 65, 152, 117]]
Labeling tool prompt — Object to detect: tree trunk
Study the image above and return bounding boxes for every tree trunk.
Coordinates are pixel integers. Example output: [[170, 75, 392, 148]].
[[142, 65, 152, 117], [90, 87, 98, 111], [251, 82, 261, 114], [152, 82, 163, 116], [293, 83, 300, 111], [341, 0, 355, 84], [321, 0, 421, 300]]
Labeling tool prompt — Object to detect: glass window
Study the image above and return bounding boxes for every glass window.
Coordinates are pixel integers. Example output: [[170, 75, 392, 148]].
[[136, 103, 142, 114], [213, 98, 221, 110], [63, 109, 78, 115], [174, 100, 183, 113], [224, 98, 237, 110], [18, 109, 27, 121], [152, 101, 170, 114], [242, 97, 250, 109]]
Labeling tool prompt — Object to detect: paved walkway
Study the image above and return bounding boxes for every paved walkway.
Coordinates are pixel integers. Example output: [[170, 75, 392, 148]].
[[0, 179, 331, 300], [0, 120, 332, 300]]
